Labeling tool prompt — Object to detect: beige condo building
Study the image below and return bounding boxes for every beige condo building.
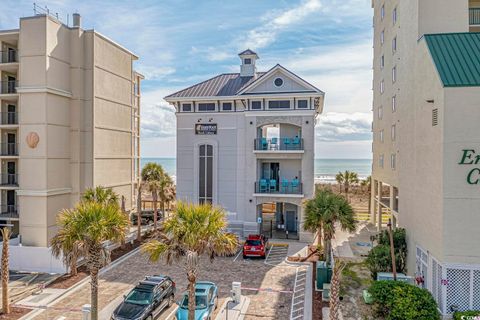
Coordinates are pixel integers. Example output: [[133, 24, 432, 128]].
[[371, 0, 480, 315], [0, 13, 141, 252]]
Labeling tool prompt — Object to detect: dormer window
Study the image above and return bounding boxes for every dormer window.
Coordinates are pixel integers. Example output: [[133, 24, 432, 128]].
[[244, 58, 251, 65]]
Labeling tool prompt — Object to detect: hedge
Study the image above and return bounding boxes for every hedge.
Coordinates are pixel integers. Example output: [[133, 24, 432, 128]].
[[368, 280, 440, 320], [453, 311, 480, 320]]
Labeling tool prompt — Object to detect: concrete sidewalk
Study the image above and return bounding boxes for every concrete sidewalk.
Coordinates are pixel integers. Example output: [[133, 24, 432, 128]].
[[215, 296, 250, 320]]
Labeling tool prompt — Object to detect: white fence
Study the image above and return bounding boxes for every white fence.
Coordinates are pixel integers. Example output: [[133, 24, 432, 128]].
[[416, 246, 480, 315], [0, 239, 66, 274]]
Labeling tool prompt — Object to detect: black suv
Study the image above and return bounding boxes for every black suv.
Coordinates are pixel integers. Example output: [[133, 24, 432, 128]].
[[112, 275, 175, 320]]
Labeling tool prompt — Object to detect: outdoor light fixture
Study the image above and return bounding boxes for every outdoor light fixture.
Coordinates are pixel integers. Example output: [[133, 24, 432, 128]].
[[208, 118, 213, 122], [197, 118, 202, 123], [426, 99, 435, 104], [250, 121, 253, 125], [306, 120, 309, 124]]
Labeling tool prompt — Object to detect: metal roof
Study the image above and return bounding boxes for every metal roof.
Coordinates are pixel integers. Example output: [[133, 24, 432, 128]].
[[238, 49, 258, 56], [424, 33, 480, 87], [165, 72, 266, 98]]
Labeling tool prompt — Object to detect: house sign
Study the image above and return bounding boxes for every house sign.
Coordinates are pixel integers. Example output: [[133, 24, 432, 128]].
[[459, 149, 480, 184], [195, 123, 217, 135]]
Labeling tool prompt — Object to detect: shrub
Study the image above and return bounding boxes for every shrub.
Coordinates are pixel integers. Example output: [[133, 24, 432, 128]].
[[366, 228, 407, 279], [453, 311, 480, 320], [368, 280, 440, 320]]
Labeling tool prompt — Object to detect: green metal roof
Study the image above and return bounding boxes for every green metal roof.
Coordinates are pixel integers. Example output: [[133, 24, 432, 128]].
[[424, 33, 480, 87]]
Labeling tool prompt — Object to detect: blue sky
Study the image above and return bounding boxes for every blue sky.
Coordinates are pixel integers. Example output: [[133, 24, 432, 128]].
[[1, 0, 373, 159]]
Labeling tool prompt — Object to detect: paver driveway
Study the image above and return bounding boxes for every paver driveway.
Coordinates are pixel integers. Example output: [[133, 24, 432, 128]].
[[32, 246, 301, 320]]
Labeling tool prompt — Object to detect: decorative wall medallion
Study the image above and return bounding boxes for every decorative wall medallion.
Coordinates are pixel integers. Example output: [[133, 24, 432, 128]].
[[26, 132, 39, 148]]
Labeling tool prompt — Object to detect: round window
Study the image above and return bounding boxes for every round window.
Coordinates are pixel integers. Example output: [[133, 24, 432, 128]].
[[274, 77, 284, 87]]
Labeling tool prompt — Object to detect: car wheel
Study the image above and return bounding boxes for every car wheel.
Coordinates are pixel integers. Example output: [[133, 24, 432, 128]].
[[168, 294, 174, 307], [243, 254, 246, 259]]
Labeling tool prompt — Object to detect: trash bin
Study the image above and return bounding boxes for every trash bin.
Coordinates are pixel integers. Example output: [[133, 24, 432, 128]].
[[316, 261, 332, 290]]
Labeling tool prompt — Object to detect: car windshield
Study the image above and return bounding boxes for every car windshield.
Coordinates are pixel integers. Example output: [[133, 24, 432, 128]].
[[246, 240, 261, 246], [181, 295, 208, 309], [125, 289, 153, 306]]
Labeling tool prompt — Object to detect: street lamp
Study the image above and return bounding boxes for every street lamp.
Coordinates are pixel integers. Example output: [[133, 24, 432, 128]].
[[387, 219, 397, 281]]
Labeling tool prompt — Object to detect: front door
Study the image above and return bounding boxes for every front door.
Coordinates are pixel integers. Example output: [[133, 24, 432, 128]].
[[7, 161, 15, 185], [7, 133, 15, 155], [286, 210, 297, 233]]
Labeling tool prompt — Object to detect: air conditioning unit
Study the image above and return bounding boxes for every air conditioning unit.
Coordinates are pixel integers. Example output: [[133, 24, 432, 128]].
[[376, 272, 414, 284]]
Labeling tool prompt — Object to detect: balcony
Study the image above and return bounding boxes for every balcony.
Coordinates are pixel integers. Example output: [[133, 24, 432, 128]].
[[0, 80, 17, 94], [254, 137, 304, 151], [0, 112, 18, 125], [0, 143, 18, 156], [254, 178, 303, 196], [0, 174, 18, 186], [470, 8, 480, 25], [0, 50, 18, 64], [0, 204, 18, 219]]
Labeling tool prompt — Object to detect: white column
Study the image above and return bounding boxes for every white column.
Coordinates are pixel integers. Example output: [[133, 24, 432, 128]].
[[370, 179, 377, 225], [377, 181, 383, 231], [389, 185, 397, 228]]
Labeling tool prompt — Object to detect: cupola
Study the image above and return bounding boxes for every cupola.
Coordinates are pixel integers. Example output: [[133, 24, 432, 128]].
[[239, 49, 259, 77]]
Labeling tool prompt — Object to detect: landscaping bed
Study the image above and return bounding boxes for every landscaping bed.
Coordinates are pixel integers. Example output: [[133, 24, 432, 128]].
[[339, 260, 374, 320], [0, 306, 32, 319]]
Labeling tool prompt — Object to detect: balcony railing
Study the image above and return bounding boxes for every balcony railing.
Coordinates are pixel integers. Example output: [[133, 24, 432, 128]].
[[470, 8, 480, 25], [0, 143, 18, 156], [254, 137, 304, 151], [0, 112, 18, 125], [0, 174, 18, 186], [0, 50, 18, 64], [0, 205, 18, 219], [0, 81, 18, 94], [255, 179, 303, 195]]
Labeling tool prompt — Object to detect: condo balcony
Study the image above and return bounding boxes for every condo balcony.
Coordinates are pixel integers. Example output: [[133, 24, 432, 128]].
[[0, 143, 18, 156], [0, 50, 18, 64], [0, 173, 18, 186], [0, 112, 18, 125], [0, 80, 17, 94], [254, 178, 303, 195], [0, 204, 18, 219], [470, 8, 480, 25], [254, 137, 304, 151]]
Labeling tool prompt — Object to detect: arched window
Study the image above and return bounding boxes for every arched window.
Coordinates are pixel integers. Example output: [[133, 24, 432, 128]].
[[199, 144, 213, 204]]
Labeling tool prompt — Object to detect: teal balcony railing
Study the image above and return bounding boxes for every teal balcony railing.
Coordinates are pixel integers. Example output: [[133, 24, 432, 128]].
[[470, 8, 480, 25], [255, 179, 302, 194], [254, 137, 303, 151]]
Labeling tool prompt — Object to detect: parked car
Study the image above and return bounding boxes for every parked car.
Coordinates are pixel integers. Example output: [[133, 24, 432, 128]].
[[243, 234, 268, 259], [131, 210, 163, 225], [175, 281, 218, 320], [112, 275, 175, 320]]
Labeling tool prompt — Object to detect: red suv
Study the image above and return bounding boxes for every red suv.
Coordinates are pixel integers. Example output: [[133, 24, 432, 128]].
[[243, 235, 268, 259]]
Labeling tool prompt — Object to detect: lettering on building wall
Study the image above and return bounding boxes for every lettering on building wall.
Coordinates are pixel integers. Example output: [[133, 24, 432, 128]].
[[458, 149, 480, 184], [195, 123, 217, 135]]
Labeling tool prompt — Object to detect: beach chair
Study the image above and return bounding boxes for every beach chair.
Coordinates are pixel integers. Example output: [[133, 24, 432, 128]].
[[291, 179, 300, 193], [283, 137, 291, 150], [261, 137, 268, 150], [292, 136, 301, 149], [259, 179, 268, 193], [270, 137, 278, 150], [269, 179, 277, 192], [281, 178, 289, 193]]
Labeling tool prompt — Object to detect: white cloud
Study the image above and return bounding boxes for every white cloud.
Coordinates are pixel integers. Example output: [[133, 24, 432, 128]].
[[135, 65, 176, 80], [240, 0, 323, 49], [315, 112, 372, 142], [141, 88, 180, 139]]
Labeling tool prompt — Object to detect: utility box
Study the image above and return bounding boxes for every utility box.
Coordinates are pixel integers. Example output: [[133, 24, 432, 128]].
[[316, 261, 332, 290], [232, 282, 241, 304], [376, 272, 414, 284], [322, 283, 331, 302]]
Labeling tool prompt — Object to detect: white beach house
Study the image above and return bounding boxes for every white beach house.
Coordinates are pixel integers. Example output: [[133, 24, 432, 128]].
[[165, 50, 324, 241]]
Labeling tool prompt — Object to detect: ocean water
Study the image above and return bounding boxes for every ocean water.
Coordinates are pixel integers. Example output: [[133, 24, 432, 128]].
[[141, 158, 372, 183]]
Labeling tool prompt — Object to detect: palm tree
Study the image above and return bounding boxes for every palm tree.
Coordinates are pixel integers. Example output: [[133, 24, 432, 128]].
[[329, 258, 346, 320], [304, 189, 356, 266], [82, 186, 119, 206], [158, 173, 173, 220], [335, 171, 359, 201], [136, 183, 143, 241], [361, 176, 372, 215], [142, 202, 238, 320], [51, 200, 130, 320], [141, 163, 166, 230], [1, 227, 10, 314]]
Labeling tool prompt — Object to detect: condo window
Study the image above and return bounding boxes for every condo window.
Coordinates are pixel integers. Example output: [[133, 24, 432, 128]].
[[391, 124, 396, 141], [391, 154, 396, 170], [378, 106, 383, 119], [393, 7, 397, 25], [268, 100, 291, 109], [251, 101, 262, 110], [379, 154, 384, 168], [392, 66, 397, 83], [392, 95, 396, 112], [182, 103, 192, 112], [222, 102, 232, 111], [392, 36, 397, 53], [244, 58, 252, 65], [380, 80, 384, 94], [199, 144, 213, 204], [380, 55, 384, 69], [380, 130, 384, 143], [381, 4, 385, 20], [198, 103, 216, 112], [297, 100, 308, 109], [380, 30, 384, 45]]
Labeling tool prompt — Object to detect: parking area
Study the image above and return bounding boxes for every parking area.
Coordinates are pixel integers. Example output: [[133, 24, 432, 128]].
[[31, 241, 309, 320]]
